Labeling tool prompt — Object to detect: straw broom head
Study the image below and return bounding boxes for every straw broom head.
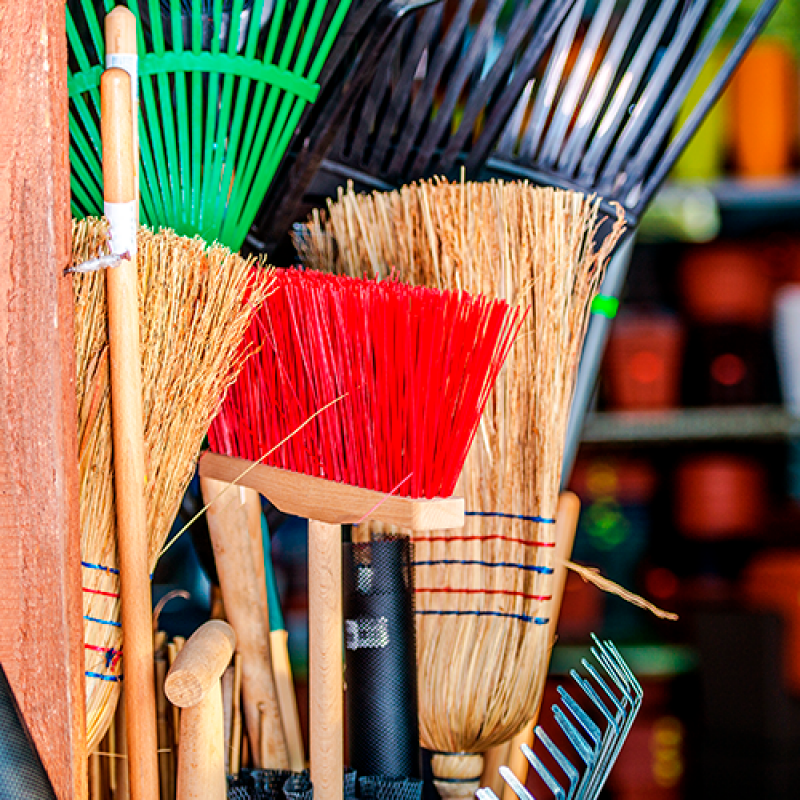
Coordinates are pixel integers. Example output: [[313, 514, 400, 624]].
[[295, 179, 624, 796], [73, 218, 273, 750]]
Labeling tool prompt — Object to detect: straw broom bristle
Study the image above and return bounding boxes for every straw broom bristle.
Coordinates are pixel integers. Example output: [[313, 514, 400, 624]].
[[294, 179, 624, 794], [73, 218, 273, 750]]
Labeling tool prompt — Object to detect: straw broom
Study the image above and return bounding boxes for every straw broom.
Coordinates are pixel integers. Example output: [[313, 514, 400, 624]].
[[73, 217, 272, 751], [294, 179, 624, 797]]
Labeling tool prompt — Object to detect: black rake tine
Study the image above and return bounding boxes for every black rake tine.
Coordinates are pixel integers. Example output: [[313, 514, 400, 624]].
[[465, 0, 579, 172], [518, 0, 586, 163], [637, 0, 781, 212], [438, 0, 551, 171], [387, 0, 476, 176], [597, 0, 713, 191], [557, 0, 650, 175], [578, 0, 682, 186], [620, 0, 744, 199], [539, 0, 618, 168], [410, 0, 507, 176]]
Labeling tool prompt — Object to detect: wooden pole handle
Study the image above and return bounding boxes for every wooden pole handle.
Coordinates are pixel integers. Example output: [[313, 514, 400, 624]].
[[308, 519, 343, 800], [176, 683, 227, 800], [101, 67, 159, 800], [501, 492, 581, 800], [165, 621, 236, 709], [200, 477, 289, 769]]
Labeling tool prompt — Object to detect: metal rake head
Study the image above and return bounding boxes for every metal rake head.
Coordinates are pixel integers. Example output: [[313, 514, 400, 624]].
[[481, 0, 780, 228], [477, 634, 642, 800]]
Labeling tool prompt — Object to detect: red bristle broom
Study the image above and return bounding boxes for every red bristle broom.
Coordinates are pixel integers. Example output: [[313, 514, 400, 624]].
[[199, 268, 526, 800]]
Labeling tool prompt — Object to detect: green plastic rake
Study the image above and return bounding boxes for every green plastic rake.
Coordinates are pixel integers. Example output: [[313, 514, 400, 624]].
[[68, 0, 356, 250]]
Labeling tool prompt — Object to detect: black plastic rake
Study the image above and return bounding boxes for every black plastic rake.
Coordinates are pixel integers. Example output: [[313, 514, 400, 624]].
[[473, 0, 781, 478], [246, 0, 577, 253], [476, 635, 643, 800]]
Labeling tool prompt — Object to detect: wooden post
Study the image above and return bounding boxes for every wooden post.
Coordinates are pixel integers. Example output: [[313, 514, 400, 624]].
[[0, 2, 87, 799]]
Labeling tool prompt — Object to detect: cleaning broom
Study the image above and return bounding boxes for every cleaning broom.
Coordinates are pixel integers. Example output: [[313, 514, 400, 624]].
[[199, 267, 527, 800], [293, 178, 624, 797]]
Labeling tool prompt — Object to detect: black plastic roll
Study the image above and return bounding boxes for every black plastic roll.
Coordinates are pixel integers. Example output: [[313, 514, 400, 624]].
[[0, 661, 57, 800], [343, 536, 419, 779]]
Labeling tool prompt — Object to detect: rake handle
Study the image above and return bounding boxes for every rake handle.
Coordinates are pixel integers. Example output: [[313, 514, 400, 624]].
[[501, 491, 581, 800], [101, 67, 159, 800]]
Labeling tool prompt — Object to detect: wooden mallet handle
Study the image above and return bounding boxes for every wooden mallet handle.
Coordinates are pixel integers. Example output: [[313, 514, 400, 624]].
[[101, 67, 159, 800], [166, 622, 236, 800]]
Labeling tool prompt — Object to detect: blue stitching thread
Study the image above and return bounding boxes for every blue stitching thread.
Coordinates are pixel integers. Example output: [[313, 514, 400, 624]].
[[417, 610, 549, 624], [414, 559, 554, 574], [84, 615, 123, 628], [85, 672, 123, 682], [81, 560, 120, 575], [465, 511, 557, 524]]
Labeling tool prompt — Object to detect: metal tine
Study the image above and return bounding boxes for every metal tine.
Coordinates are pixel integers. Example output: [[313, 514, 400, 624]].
[[501, 764, 544, 800], [570, 668, 617, 729], [581, 660, 626, 720], [410, 0, 506, 175], [557, 685, 603, 747], [530, 730, 581, 799], [538, 0, 617, 169], [589, 636, 637, 709], [558, 0, 649, 175], [552, 705, 596, 767], [497, 79, 535, 156], [476, 787, 502, 800], [387, 0, 476, 175], [578, 0, 682, 185], [518, 0, 586, 162], [598, 0, 712, 191], [620, 0, 743, 200], [518, 748, 566, 800], [637, 0, 779, 211]]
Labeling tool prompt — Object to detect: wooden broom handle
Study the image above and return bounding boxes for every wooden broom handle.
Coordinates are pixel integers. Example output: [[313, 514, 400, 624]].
[[500, 492, 581, 800], [165, 622, 235, 800], [165, 621, 237, 708], [200, 477, 289, 769], [308, 520, 343, 800], [101, 67, 159, 800]]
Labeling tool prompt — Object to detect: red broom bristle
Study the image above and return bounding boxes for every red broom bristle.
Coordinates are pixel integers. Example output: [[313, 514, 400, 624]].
[[208, 268, 526, 500]]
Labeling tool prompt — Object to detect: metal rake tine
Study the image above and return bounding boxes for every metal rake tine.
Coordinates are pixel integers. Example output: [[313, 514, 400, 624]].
[[513, 751, 564, 800], [570, 668, 616, 728], [638, 0, 780, 211], [531, 730, 581, 799], [553, 704, 595, 767], [557, 685, 603, 747], [598, 0, 713, 191], [578, 0, 682, 185], [539, 0, 618, 169], [589, 637, 636, 711], [603, 639, 644, 713], [558, 0, 649, 175], [477, 787, 502, 800], [582, 659, 626, 721], [621, 0, 744, 200], [517, 0, 586, 162]]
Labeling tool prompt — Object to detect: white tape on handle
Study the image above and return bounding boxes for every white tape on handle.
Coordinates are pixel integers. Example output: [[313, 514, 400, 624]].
[[105, 201, 138, 259], [106, 53, 139, 102]]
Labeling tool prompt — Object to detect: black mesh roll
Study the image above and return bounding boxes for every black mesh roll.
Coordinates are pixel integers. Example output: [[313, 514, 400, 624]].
[[343, 536, 419, 779], [358, 775, 423, 800], [283, 769, 313, 800], [0, 662, 57, 800]]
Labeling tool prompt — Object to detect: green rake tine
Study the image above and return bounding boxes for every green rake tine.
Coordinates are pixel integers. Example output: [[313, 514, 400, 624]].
[[169, 0, 192, 229], [69, 137, 104, 214], [190, 0, 203, 230], [69, 95, 104, 195]]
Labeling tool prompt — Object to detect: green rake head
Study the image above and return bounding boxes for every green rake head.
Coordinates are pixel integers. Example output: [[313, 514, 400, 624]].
[[67, 0, 356, 250]]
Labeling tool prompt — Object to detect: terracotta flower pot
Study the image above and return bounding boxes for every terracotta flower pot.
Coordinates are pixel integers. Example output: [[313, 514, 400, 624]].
[[675, 453, 767, 539], [604, 312, 684, 410]]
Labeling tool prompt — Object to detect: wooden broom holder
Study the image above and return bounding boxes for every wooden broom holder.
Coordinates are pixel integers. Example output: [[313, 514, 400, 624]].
[[198, 451, 465, 800]]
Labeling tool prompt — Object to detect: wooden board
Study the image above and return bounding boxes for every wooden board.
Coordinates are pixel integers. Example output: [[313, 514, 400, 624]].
[[0, 2, 87, 799], [199, 451, 465, 531]]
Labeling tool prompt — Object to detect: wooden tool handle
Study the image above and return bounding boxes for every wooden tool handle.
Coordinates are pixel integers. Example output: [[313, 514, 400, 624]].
[[165, 621, 236, 709], [101, 66, 159, 800], [176, 683, 227, 800], [501, 492, 581, 800], [308, 519, 343, 800], [200, 477, 289, 769], [105, 6, 136, 55], [271, 629, 306, 772]]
